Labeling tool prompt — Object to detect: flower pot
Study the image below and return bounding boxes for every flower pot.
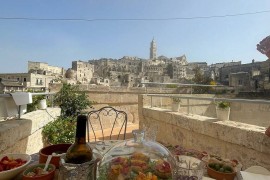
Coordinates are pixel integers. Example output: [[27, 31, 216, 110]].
[[216, 107, 230, 121], [38, 99, 47, 110], [172, 102, 180, 112]]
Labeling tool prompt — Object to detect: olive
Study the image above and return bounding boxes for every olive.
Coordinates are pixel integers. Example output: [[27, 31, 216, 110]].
[[219, 168, 225, 172]]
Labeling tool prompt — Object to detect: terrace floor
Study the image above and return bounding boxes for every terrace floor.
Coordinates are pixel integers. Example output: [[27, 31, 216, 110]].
[[88, 122, 139, 141]]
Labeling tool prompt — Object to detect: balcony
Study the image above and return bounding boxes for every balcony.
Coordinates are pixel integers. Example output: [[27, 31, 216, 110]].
[[0, 91, 269, 171], [138, 94, 270, 170]]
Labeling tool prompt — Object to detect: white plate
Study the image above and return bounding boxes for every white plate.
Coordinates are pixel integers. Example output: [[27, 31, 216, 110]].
[[244, 166, 270, 175]]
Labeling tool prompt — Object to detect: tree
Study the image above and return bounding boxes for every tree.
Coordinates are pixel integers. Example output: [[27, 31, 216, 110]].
[[54, 83, 92, 117], [166, 63, 174, 79], [192, 67, 212, 94]]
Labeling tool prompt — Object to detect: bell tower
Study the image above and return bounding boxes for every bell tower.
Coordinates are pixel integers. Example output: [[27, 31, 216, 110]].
[[150, 38, 157, 60]]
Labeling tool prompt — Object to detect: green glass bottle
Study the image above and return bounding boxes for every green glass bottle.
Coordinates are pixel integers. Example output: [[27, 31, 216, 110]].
[[65, 115, 93, 164]]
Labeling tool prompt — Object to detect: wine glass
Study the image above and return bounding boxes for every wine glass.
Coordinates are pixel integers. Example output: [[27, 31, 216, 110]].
[[142, 123, 159, 141]]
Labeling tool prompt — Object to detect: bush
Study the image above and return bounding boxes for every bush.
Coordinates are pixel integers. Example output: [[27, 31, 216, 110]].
[[42, 116, 76, 144], [54, 83, 92, 117], [217, 101, 230, 109]]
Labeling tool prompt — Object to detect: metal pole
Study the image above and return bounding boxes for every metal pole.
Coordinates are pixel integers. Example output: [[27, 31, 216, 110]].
[[187, 98, 190, 115]]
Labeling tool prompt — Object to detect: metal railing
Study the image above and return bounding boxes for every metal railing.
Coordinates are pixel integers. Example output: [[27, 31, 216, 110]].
[[146, 94, 270, 115], [0, 92, 55, 119], [141, 82, 226, 94]]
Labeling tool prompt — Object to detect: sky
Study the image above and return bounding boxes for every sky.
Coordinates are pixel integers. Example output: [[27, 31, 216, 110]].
[[0, 0, 270, 73]]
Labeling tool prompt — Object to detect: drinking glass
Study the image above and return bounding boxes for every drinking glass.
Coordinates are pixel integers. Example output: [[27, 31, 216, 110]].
[[142, 123, 159, 141]]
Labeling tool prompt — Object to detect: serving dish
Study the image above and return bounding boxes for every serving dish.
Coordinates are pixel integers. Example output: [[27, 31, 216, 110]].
[[39, 143, 71, 168], [22, 163, 56, 180], [98, 130, 176, 179], [0, 153, 32, 179]]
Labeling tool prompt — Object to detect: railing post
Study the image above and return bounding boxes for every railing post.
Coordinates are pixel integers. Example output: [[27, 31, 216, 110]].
[[187, 98, 190, 115], [150, 96, 153, 107]]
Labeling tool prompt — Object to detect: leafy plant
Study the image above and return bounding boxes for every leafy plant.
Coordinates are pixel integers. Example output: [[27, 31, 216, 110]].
[[27, 95, 47, 112], [42, 116, 76, 144], [171, 97, 181, 103], [217, 101, 230, 109], [166, 84, 178, 88], [53, 83, 92, 117]]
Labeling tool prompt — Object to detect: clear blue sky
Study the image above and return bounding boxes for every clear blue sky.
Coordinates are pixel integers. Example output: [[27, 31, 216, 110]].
[[0, 0, 269, 73]]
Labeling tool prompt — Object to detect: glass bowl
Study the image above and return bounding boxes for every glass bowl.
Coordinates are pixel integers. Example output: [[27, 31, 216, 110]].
[[98, 130, 176, 179]]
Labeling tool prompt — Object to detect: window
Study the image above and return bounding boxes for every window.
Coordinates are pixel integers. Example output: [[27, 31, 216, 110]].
[[238, 80, 243, 85], [17, 78, 20, 81], [24, 78, 26, 82]]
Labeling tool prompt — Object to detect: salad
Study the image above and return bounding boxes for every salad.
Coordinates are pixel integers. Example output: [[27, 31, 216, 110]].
[[99, 152, 172, 180]]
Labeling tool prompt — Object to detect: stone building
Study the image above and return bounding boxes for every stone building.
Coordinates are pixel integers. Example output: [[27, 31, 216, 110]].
[[150, 38, 157, 60], [219, 60, 262, 86], [0, 73, 54, 92], [28, 61, 65, 76], [229, 72, 250, 91], [0, 80, 25, 93], [72, 61, 94, 84]]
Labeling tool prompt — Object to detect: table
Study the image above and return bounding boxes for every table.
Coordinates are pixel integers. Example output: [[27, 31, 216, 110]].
[[16, 141, 222, 180]]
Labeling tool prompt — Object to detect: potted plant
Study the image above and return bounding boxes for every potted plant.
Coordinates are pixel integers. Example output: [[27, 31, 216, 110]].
[[171, 97, 181, 112], [216, 101, 230, 121]]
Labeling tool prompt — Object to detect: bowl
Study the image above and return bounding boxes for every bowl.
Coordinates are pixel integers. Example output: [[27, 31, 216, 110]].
[[0, 153, 32, 179], [39, 144, 71, 168], [207, 164, 236, 180], [22, 163, 56, 180]]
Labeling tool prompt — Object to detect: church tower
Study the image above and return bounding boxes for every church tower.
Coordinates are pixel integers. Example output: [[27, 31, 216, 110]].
[[150, 38, 157, 60]]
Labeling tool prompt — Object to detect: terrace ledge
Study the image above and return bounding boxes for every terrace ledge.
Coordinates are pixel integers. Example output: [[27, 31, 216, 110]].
[[0, 108, 61, 154], [140, 107, 270, 169]]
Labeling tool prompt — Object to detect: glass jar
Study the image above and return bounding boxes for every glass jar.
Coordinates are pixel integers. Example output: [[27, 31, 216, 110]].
[[58, 154, 99, 180], [174, 155, 204, 180], [98, 130, 177, 179]]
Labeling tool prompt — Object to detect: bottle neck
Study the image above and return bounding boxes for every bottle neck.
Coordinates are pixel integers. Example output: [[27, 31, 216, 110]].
[[75, 137, 87, 144], [75, 115, 88, 143]]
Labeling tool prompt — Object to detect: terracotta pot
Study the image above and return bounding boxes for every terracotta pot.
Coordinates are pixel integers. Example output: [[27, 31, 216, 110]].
[[207, 165, 236, 180], [39, 144, 71, 168], [265, 126, 270, 137]]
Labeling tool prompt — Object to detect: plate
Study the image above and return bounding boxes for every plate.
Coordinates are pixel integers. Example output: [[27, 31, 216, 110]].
[[244, 166, 270, 175]]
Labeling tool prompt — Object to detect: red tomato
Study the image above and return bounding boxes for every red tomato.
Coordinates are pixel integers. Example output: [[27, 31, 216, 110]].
[[0, 156, 27, 171]]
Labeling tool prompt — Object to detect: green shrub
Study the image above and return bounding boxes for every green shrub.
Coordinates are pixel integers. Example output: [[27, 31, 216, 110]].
[[42, 116, 76, 144], [53, 83, 92, 117], [166, 84, 178, 88], [217, 101, 230, 109]]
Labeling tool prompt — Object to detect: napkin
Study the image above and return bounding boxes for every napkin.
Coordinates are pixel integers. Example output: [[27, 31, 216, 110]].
[[240, 171, 270, 180]]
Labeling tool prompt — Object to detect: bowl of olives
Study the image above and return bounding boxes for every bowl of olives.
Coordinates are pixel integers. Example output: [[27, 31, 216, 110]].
[[207, 162, 236, 180]]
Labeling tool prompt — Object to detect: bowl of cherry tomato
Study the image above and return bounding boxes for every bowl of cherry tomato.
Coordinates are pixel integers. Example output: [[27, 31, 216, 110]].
[[0, 153, 32, 179]]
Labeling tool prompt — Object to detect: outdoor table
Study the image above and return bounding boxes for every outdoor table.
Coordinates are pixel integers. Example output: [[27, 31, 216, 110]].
[[16, 140, 232, 180]]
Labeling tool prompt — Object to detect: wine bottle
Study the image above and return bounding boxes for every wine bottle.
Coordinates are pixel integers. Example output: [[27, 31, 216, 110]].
[[65, 114, 93, 164]]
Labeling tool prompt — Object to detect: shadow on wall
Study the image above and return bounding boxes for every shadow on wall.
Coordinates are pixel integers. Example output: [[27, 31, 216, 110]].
[[0, 119, 32, 154]]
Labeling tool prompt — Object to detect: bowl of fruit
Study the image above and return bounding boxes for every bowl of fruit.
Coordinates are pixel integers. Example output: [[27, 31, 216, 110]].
[[207, 162, 236, 180], [0, 153, 32, 179]]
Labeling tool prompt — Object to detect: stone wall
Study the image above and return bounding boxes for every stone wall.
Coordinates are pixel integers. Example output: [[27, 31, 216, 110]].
[[138, 95, 270, 170], [0, 108, 60, 154], [142, 94, 270, 127]]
